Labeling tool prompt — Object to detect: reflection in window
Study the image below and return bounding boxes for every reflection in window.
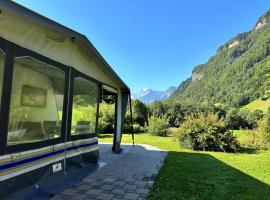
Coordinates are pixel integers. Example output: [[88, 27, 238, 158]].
[[8, 57, 66, 144], [71, 77, 98, 135], [0, 51, 5, 106]]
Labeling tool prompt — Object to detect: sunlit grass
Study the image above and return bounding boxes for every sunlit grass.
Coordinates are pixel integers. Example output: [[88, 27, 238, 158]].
[[241, 98, 270, 114]]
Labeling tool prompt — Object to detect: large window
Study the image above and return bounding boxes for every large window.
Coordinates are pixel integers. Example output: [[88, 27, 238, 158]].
[[7, 57, 66, 144], [71, 77, 98, 136]]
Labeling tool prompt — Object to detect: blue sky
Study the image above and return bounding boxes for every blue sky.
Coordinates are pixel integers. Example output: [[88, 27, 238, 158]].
[[16, 0, 270, 93]]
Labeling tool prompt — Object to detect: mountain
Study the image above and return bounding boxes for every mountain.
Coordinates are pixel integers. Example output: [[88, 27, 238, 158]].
[[170, 9, 270, 108], [132, 86, 177, 103]]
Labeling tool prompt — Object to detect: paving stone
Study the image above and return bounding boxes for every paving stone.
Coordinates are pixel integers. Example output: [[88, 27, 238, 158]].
[[103, 177, 117, 183], [114, 181, 126, 186], [49, 195, 63, 200], [123, 192, 140, 200], [77, 184, 91, 191], [134, 181, 146, 186], [96, 193, 114, 200], [86, 189, 103, 195], [100, 184, 114, 190], [126, 189, 136, 193], [57, 194, 69, 198], [111, 188, 125, 195], [139, 193, 148, 198], [137, 185, 146, 189], [126, 177, 136, 183], [91, 181, 104, 186], [113, 194, 124, 199], [136, 188, 149, 194], [114, 185, 124, 189], [72, 193, 89, 200], [61, 189, 77, 196], [91, 185, 101, 189], [124, 184, 137, 190], [54, 144, 167, 200], [88, 194, 98, 199], [83, 178, 94, 183]]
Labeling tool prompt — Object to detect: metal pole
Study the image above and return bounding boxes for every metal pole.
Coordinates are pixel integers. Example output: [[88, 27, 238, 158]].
[[129, 92, 135, 146]]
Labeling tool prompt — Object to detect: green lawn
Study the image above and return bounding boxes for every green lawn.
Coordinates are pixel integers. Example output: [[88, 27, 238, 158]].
[[241, 98, 270, 114], [99, 133, 270, 200]]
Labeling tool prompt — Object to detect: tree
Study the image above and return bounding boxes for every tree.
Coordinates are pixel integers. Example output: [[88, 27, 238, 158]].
[[148, 101, 166, 117], [166, 103, 185, 127], [225, 109, 249, 130], [132, 99, 148, 127]]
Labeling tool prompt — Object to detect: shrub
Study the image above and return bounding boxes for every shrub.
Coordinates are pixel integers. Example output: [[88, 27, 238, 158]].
[[133, 124, 145, 133], [147, 116, 168, 136], [238, 130, 270, 150], [239, 109, 264, 129], [175, 113, 239, 152], [225, 109, 249, 130], [98, 103, 115, 133], [98, 119, 114, 133], [238, 118, 270, 149], [124, 123, 145, 133]]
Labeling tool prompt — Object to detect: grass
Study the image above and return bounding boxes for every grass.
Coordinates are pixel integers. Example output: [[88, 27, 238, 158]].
[[99, 133, 270, 200], [241, 98, 270, 114], [99, 133, 180, 151], [233, 129, 248, 138], [233, 129, 251, 147]]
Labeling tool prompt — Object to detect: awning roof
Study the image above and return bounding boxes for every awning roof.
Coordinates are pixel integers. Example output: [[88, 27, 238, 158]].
[[0, 0, 130, 91]]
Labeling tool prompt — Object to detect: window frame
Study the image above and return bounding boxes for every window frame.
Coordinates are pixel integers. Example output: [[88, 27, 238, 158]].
[[0, 37, 109, 155], [67, 68, 100, 141], [0, 38, 10, 155], [3, 41, 70, 154]]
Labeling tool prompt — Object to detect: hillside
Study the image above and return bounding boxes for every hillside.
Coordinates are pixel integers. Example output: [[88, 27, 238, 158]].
[[171, 9, 270, 108]]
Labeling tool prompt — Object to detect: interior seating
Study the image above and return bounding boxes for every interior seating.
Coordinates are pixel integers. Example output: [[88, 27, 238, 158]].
[[18, 121, 43, 141], [76, 121, 90, 134], [43, 121, 60, 139]]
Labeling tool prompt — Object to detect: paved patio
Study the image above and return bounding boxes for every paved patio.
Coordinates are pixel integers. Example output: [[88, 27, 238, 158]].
[[51, 143, 167, 200]]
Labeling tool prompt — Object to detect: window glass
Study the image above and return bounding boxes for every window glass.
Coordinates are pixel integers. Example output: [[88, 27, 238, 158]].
[[0, 51, 5, 106], [8, 57, 66, 144], [71, 77, 98, 135]]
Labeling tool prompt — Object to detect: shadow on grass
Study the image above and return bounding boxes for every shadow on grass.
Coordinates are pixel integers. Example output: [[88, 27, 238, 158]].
[[148, 151, 270, 200], [238, 146, 258, 154]]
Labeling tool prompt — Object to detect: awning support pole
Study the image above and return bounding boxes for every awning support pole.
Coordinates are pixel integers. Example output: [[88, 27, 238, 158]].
[[129, 92, 135, 146]]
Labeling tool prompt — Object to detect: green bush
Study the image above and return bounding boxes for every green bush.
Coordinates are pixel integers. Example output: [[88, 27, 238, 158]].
[[175, 113, 239, 152], [147, 116, 168, 136], [133, 124, 145, 133], [238, 118, 270, 149], [98, 103, 115, 133], [225, 109, 249, 130], [238, 130, 270, 150], [124, 123, 145, 133]]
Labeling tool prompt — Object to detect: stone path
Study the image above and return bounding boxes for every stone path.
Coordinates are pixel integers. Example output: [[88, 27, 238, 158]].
[[51, 144, 167, 200]]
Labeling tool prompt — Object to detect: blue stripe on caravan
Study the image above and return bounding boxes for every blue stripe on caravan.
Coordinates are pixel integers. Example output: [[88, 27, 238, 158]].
[[0, 141, 98, 171]]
